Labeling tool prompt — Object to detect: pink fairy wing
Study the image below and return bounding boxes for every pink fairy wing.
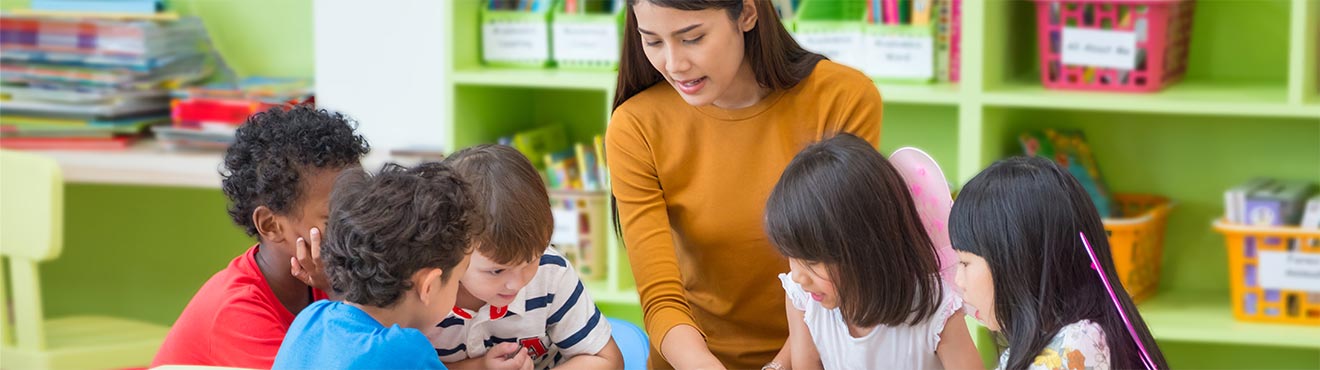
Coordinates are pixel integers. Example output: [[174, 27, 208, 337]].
[[889, 147, 958, 284]]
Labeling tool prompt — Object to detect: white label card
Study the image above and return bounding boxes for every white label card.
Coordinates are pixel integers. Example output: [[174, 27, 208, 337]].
[[796, 31, 863, 69], [553, 23, 619, 62], [862, 34, 934, 79], [1061, 27, 1138, 69], [1259, 251, 1320, 292], [550, 209, 580, 246], [483, 22, 549, 61]]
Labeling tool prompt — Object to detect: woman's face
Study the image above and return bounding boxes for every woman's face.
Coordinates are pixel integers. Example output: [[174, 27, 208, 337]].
[[633, 0, 761, 108]]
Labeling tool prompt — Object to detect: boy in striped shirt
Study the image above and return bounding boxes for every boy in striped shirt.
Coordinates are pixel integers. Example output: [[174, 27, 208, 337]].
[[430, 145, 623, 370]]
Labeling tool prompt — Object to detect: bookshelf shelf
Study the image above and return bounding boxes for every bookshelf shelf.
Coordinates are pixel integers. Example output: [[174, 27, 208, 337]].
[[1139, 290, 1320, 350], [37, 139, 224, 189], [452, 68, 617, 91], [982, 80, 1319, 118]]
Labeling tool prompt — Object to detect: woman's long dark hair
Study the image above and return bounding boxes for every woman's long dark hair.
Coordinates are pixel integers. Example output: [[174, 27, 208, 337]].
[[609, 0, 827, 239], [950, 156, 1168, 370], [611, 0, 825, 111], [764, 133, 942, 328]]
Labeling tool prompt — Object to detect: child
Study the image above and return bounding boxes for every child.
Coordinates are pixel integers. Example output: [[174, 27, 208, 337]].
[[950, 156, 1169, 370], [430, 144, 623, 370], [153, 106, 369, 368], [764, 134, 982, 370], [273, 162, 479, 368]]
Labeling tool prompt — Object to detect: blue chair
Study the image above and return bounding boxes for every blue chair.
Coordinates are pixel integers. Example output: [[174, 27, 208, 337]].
[[607, 317, 649, 370]]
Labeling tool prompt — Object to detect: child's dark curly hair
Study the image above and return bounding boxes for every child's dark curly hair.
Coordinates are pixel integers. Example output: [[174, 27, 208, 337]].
[[221, 105, 370, 237], [322, 162, 481, 307]]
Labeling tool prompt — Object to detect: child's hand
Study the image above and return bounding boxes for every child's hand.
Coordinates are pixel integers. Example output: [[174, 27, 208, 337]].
[[291, 227, 331, 293], [484, 342, 534, 370]]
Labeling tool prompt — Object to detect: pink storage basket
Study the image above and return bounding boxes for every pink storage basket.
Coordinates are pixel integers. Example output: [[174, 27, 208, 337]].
[[1033, 0, 1195, 92]]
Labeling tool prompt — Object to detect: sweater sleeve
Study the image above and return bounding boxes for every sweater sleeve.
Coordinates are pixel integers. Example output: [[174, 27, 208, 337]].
[[605, 108, 705, 354]]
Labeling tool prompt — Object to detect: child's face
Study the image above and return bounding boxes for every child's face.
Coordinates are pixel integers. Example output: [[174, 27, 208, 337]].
[[633, 0, 759, 108], [275, 168, 341, 251], [458, 250, 539, 308], [955, 251, 1000, 331], [425, 253, 473, 325], [788, 258, 840, 309]]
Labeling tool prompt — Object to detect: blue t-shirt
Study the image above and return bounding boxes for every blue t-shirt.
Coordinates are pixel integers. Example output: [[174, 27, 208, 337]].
[[273, 300, 447, 369]]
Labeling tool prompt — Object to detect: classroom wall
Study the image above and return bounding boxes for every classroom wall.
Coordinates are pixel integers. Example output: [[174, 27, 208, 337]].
[[314, 0, 453, 157]]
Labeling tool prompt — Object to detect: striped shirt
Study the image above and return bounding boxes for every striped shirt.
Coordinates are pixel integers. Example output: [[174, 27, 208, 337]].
[[429, 247, 612, 370]]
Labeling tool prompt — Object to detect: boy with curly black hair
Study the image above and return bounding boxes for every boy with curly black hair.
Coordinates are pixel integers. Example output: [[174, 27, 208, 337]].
[[154, 106, 370, 368], [273, 162, 479, 369]]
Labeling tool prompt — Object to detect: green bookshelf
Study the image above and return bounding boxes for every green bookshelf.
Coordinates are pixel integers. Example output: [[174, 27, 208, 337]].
[[450, 0, 1320, 368]]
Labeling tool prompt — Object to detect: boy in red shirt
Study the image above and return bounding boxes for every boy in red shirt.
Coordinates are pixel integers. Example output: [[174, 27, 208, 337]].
[[152, 106, 370, 368]]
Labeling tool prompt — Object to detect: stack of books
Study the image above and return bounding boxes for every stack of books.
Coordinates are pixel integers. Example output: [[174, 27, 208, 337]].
[[156, 77, 313, 151], [0, 10, 209, 150]]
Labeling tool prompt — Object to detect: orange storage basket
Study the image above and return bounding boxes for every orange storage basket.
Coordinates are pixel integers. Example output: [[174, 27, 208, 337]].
[[1103, 194, 1173, 304], [1214, 221, 1320, 325]]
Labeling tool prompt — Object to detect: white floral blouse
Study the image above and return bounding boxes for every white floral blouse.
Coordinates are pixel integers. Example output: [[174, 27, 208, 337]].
[[996, 320, 1111, 370]]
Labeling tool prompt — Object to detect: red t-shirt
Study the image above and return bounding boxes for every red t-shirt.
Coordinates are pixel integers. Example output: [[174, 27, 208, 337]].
[[153, 245, 329, 368]]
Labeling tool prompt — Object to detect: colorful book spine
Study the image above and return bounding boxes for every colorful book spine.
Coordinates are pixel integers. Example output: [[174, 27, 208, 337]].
[[0, 136, 135, 150], [898, 0, 911, 24], [31, 0, 162, 14], [871, 0, 882, 24], [593, 135, 608, 188], [950, 0, 961, 82], [574, 143, 599, 191], [912, 0, 933, 26], [934, 0, 952, 82], [883, 0, 900, 25]]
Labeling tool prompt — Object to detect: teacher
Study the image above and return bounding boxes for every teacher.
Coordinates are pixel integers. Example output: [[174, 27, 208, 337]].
[[605, 0, 884, 369]]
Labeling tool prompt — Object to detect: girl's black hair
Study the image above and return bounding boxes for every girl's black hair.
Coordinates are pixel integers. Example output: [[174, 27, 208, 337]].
[[764, 133, 942, 328], [950, 156, 1168, 369]]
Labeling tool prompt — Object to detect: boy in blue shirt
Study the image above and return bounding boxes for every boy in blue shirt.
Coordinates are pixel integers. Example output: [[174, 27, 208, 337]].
[[274, 162, 479, 369]]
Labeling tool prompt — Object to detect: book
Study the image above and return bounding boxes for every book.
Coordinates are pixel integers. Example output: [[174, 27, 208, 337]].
[[1301, 195, 1320, 229], [543, 150, 579, 190], [1302, 195, 1320, 250], [950, 0, 961, 82], [31, 0, 164, 15], [8, 8, 179, 21], [1019, 129, 1117, 217], [0, 117, 161, 137], [883, 0, 900, 25], [0, 135, 135, 150], [593, 135, 607, 188], [898, 0, 911, 24], [934, 0, 952, 81], [1244, 180, 1317, 226], [574, 142, 598, 191], [1225, 178, 1275, 224], [912, 0, 933, 26], [512, 124, 568, 170]]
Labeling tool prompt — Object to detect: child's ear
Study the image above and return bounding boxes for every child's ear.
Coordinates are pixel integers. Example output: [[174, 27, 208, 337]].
[[253, 206, 286, 243], [417, 268, 447, 306]]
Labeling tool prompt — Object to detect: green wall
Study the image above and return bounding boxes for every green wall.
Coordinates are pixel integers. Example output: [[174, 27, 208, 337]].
[[42, 185, 253, 325]]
